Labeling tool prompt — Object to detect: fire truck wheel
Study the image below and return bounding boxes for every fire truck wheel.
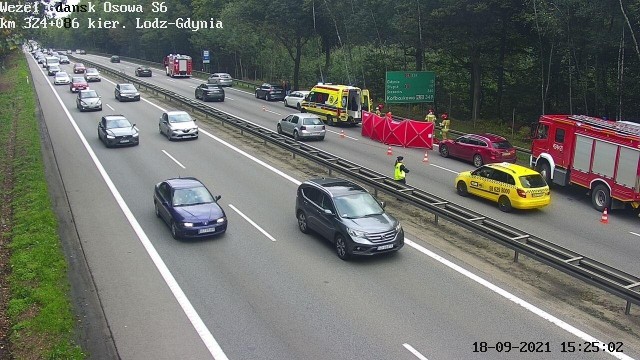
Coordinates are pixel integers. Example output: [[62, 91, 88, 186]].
[[498, 196, 512, 212], [591, 184, 610, 212], [537, 162, 551, 184]]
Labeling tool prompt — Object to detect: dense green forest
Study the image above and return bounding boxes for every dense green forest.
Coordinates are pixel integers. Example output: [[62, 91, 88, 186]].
[[8, 0, 640, 123]]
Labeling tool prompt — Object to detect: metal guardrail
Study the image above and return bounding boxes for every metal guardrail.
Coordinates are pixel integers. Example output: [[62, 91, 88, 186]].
[[73, 55, 640, 315]]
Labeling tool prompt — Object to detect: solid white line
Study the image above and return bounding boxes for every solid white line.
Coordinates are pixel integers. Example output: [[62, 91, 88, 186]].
[[631, 232, 640, 237], [106, 104, 115, 111], [429, 163, 458, 174], [33, 55, 229, 360], [326, 129, 358, 140], [404, 238, 633, 360], [162, 150, 186, 169], [403, 343, 429, 360], [228, 204, 276, 242]]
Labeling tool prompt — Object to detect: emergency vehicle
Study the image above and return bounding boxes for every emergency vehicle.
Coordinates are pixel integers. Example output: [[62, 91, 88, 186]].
[[163, 54, 192, 78], [530, 114, 640, 212], [301, 84, 370, 126]]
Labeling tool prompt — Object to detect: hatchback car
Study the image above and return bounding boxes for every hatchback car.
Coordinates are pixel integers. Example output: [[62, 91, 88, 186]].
[[195, 83, 225, 102], [110, 55, 120, 63], [47, 64, 61, 76], [70, 76, 88, 92], [135, 66, 152, 77], [207, 73, 233, 87], [439, 133, 517, 167], [73, 63, 86, 74], [115, 83, 140, 102], [455, 163, 551, 212], [58, 55, 70, 64], [296, 178, 404, 260], [159, 111, 198, 140], [76, 89, 102, 112], [53, 71, 71, 85], [154, 177, 227, 239], [284, 91, 310, 111], [97, 115, 139, 147], [277, 113, 325, 141], [255, 83, 285, 101], [84, 68, 101, 82]]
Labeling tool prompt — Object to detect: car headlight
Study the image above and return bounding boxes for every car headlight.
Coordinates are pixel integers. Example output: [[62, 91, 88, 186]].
[[347, 228, 365, 238], [394, 223, 402, 232], [216, 217, 226, 223], [134, 92, 140, 96], [132, 133, 139, 137], [183, 222, 194, 227], [106, 135, 115, 139]]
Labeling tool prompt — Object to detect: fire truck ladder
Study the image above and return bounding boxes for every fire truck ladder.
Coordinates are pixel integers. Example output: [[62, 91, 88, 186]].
[[569, 115, 640, 138]]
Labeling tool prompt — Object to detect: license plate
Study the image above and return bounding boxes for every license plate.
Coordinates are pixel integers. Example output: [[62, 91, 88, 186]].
[[377, 244, 393, 250], [120, 139, 129, 143], [503, 152, 511, 156], [532, 193, 543, 197], [199, 227, 216, 234]]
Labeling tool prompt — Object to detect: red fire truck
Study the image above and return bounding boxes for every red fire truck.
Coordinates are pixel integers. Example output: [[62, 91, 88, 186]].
[[530, 114, 640, 212], [163, 54, 192, 78]]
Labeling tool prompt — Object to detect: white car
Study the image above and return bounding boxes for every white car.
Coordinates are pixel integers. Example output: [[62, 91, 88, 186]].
[[284, 91, 310, 111], [53, 71, 71, 85], [159, 111, 198, 140]]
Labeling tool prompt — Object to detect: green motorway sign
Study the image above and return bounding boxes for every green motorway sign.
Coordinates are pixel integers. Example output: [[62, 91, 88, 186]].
[[385, 71, 435, 103]]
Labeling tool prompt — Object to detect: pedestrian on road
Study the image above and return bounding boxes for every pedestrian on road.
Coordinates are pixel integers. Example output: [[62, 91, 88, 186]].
[[425, 109, 436, 123], [440, 113, 450, 140], [394, 156, 409, 184]]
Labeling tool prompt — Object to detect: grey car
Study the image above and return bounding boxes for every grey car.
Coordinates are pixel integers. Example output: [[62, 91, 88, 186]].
[[84, 68, 101, 82], [159, 111, 198, 140], [207, 73, 233, 86], [277, 113, 326, 141], [115, 83, 140, 102], [295, 178, 404, 260], [47, 64, 61, 76], [76, 89, 102, 112], [98, 115, 139, 147]]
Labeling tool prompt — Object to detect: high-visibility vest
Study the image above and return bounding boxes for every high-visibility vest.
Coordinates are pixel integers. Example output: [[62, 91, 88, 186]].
[[425, 113, 436, 122], [441, 119, 450, 131], [394, 162, 405, 180]]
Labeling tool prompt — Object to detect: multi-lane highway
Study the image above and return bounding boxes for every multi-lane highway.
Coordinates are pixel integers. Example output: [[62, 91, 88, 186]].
[[27, 52, 639, 359]]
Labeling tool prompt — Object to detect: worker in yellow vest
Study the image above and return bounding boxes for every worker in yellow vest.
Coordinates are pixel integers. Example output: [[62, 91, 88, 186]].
[[440, 112, 450, 140], [425, 109, 436, 123], [394, 156, 410, 184]]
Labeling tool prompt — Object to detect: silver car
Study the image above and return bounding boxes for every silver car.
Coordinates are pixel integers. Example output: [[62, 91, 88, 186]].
[[284, 90, 310, 111], [53, 71, 71, 85], [207, 73, 233, 87], [84, 68, 101, 82], [159, 111, 198, 140], [277, 113, 326, 141], [76, 90, 102, 112]]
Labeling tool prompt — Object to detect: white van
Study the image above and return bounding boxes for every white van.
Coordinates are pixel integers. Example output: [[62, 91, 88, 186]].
[[45, 56, 60, 69]]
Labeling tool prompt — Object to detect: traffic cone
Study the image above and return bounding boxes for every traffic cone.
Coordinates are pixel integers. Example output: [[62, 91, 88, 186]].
[[262, 105, 266, 111], [386, 146, 393, 156], [600, 208, 609, 224], [340, 130, 345, 138], [422, 151, 429, 163]]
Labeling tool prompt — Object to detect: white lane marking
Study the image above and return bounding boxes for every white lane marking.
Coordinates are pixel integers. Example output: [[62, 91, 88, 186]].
[[227, 87, 254, 95], [33, 55, 229, 360], [403, 343, 429, 360], [404, 238, 633, 360], [162, 150, 186, 169], [189, 85, 197, 89], [228, 204, 276, 242], [429, 163, 458, 174], [264, 108, 282, 116], [326, 129, 358, 140], [224, 96, 234, 101], [168, 79, 176, 82], [631, 232, 640, 237], [106, 104, 115, 111]]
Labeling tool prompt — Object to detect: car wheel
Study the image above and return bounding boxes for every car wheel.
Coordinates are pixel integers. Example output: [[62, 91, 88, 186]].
[[277, 124, 282, 134], [297, 211, 309, 234], [296, 103, 302, 111], [473, 154, 484, 167], [591, 184, 611, 212], [195, 92, 199, 99], [319, 136, 325, 141], [293, 130, 300, 141], [255, 91, 259, 98], [284, 99, 288, 107], [498, 196, 512, 212], [456, 181, 468, 196], [266, 94, 271, 101], [335, 234, 350, 260], [154, 201, 161, 218], [159, 125, 163, 134], [439, 144, 449, 158], [170, 221, 180, 240], [537, 161, 551, 185]]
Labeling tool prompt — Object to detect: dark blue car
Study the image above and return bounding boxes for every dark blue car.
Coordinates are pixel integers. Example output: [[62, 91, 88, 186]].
[[153, 177, 227, 239]]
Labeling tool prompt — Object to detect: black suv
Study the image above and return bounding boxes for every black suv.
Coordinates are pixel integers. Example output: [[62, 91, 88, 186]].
[[295, 178, 404, 260], [255, 83, 285, 101], [110, 55, 120, 63]]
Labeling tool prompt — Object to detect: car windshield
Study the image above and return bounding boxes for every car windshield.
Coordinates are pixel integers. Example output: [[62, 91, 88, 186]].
[[333, 193, 383, 219], [72, 77, 84, 83], [55, 72, 67, 77], [105, 118, 131, 129], [168, 113, 192, 123], [519, 174, 547, 189], [75, 64, 84, 67], [120, 84, 136, 91], [81, 91, 98, 98], [492, 140, 513, 149], [172, 186, 214, 206], [302, 118, 323, 125], [86, 69, 98, 74]]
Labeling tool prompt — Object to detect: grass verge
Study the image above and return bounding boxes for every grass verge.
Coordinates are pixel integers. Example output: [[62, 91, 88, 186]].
[[0, 51, 84, 359]]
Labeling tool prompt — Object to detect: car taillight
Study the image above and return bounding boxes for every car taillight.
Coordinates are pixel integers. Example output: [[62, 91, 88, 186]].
[[517, 189, 527, 198], [490, 150, 500, 159], [300, 126, 306, 130]]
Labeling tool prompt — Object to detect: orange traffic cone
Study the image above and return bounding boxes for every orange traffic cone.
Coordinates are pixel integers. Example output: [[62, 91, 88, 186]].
[[600, 208, 609, 224], [262, 105, 266, 111], [386, 146, 393, 156], [340, 130, 345, 138], [422, 151, 429, 163]]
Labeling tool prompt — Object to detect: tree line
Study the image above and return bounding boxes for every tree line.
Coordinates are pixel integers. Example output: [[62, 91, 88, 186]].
[[12, 0, 640, 123]]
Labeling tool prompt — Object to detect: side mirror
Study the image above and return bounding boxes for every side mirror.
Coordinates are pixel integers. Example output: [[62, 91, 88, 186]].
[[132, 123, 137, 127], [379, 201, 386, 208], [193, 119, 197, 122], [323, 209, 334, 216], [214, 195, 221, 201]]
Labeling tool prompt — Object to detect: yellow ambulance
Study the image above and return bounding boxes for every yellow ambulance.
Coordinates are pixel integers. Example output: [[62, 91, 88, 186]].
[[301, 84, 370, 126]]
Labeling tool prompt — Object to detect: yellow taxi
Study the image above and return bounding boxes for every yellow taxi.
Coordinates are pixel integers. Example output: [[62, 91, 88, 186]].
[[454, 163, 550, 212]]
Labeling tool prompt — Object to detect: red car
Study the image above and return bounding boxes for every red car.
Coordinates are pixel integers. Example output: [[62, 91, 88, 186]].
[[73, 63, 86, 74], [438, 133, 517, 167], [70, 76, 88, 92]]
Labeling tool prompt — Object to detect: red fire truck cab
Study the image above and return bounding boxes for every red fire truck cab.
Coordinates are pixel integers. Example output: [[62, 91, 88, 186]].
[[530, 114, 640, 212], [163, 54, 192, 78]]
